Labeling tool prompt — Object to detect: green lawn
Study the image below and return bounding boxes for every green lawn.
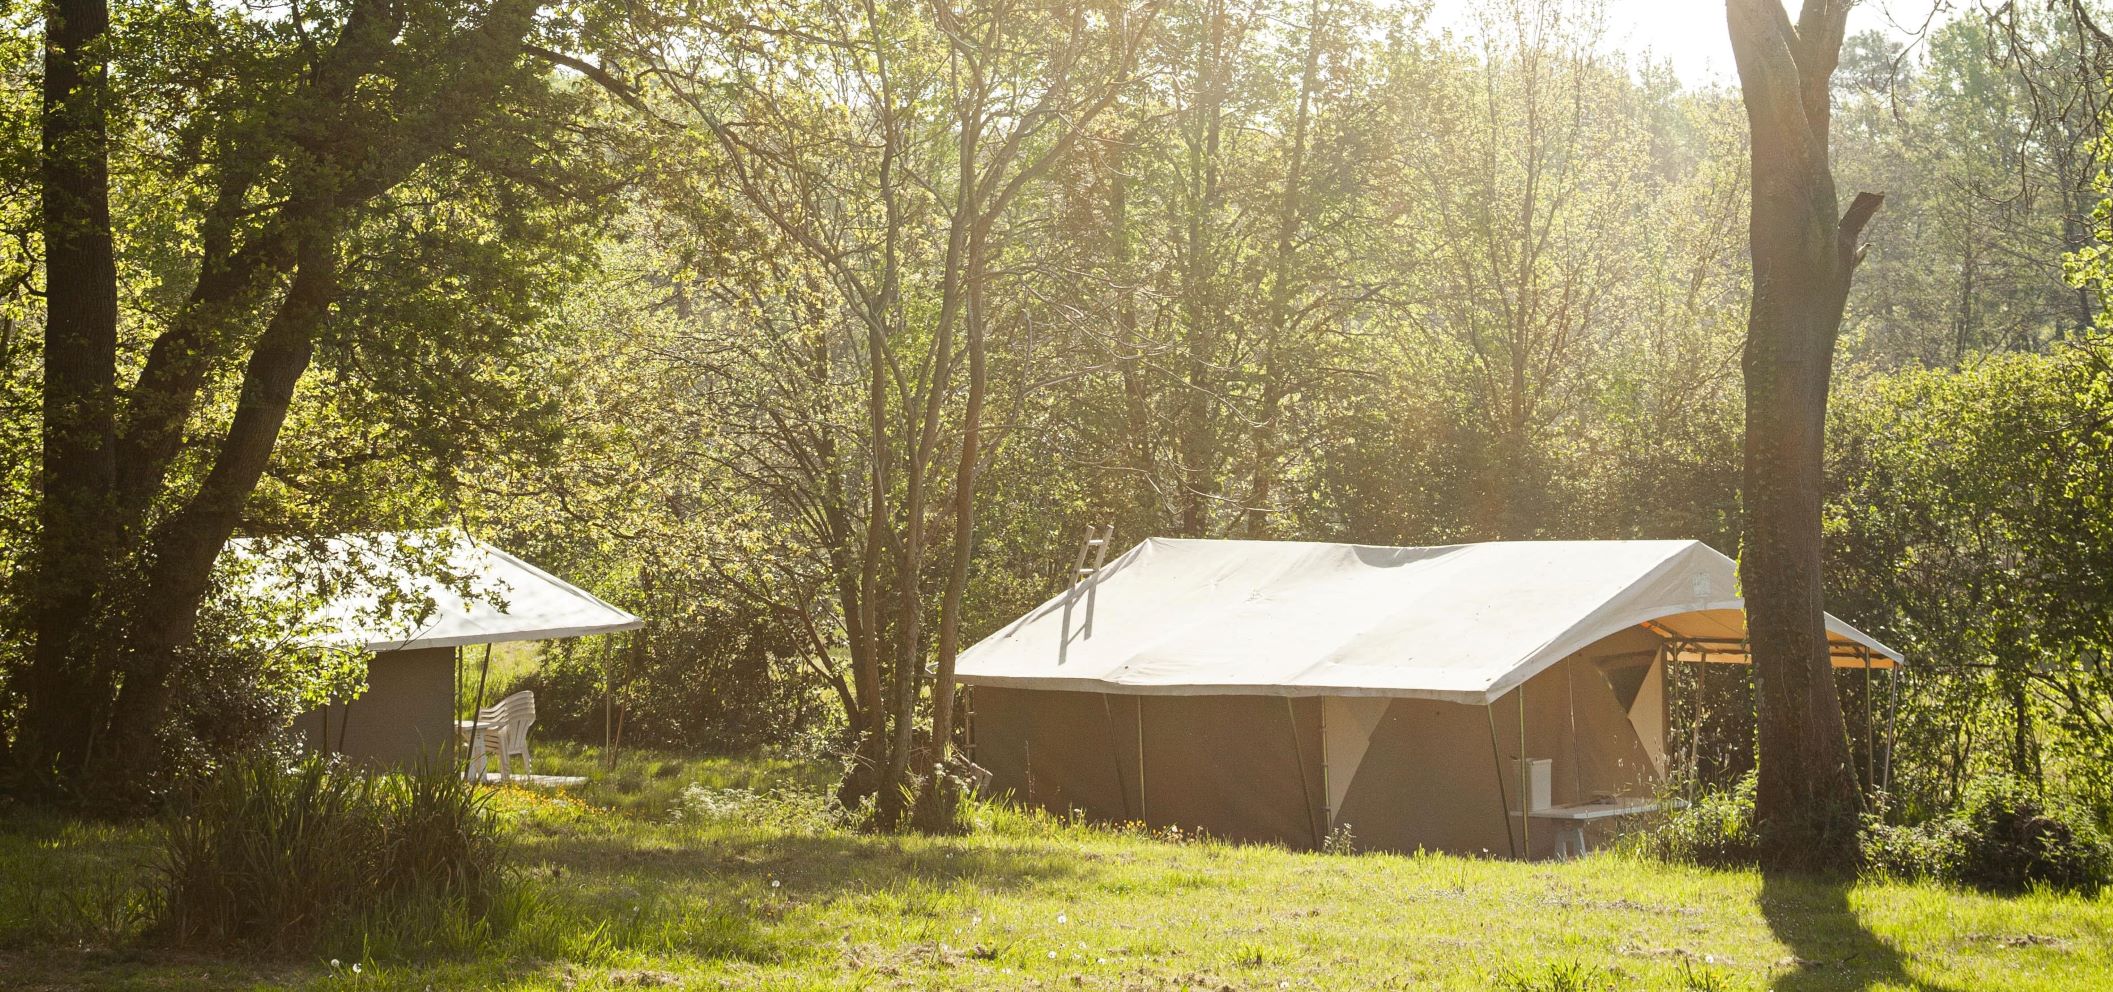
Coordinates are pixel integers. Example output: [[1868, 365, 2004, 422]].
[[1, 745, 2106, 991]]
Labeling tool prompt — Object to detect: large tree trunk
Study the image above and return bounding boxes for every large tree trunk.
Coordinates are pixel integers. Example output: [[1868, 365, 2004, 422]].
[[19, 0, 120, 792], [86, 230, 337, 793], [1727, 0, 1882, 871]]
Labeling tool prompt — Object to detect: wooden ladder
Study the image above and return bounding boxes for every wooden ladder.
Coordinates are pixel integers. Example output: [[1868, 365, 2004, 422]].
[[1062, 524, 1115, 643]]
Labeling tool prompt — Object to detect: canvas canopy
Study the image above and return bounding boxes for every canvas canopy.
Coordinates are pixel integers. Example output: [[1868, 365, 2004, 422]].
[[229, 531, 642, 653], [956, 538, 1900, 706]]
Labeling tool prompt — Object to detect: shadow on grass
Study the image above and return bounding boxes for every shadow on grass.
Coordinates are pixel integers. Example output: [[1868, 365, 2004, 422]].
[[1758, 870, 1961, 992], [526, 825, 1092, 899]]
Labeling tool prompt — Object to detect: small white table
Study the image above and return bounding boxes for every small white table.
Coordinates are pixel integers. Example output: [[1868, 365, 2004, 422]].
[[1528, 798, 1660, 858]]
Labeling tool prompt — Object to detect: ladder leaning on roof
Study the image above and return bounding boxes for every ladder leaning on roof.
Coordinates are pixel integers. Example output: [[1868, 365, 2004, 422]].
[[1061, 525, 1115, 646]]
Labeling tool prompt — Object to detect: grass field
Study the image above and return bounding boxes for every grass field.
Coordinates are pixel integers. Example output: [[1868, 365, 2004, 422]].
[[1, 744, 2106, 991]]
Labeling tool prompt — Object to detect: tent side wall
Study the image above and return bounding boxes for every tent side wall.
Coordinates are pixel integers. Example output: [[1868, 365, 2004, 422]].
[[972, 688, 1327, 848], [970, 626, 1669, 858], [293, 646, 456, 766]]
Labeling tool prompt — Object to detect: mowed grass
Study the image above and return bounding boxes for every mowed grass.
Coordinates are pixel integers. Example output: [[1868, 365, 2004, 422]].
[[0, 745, 2106, 991]]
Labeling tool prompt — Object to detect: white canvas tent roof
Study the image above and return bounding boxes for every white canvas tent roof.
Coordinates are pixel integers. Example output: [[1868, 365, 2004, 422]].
[[228, 531, 642, 653], [956, 538, 1900, 706]]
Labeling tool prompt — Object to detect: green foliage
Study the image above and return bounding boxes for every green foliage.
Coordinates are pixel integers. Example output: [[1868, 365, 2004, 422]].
[[498, 597, 820, 755], [1637, 775, 1761, 869], [1827, 345, 2113, 823], [1948, 775, 2111, 894], [152, 755, 509, 953], [1862, 775, 2112, 895]]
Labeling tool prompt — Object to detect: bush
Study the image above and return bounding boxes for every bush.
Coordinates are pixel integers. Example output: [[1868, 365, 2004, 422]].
[[1949, 775, 2110, 894], [500, 596, 822, 754], [1857, 816, 1960, 882], [1861, 775, 2111, 894], [153, 755, 509, 953], [1637, 774, 1760, 868]]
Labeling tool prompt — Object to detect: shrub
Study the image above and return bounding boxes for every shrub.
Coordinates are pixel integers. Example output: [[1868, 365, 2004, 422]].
[[1860, 775, 2111, 894], [499, 596, 821, 754], [1857, 817, 1961, 882], [1949, 775, 2111, 894], [1637, 774, 1760, 868], [153, 755, 508, 953]]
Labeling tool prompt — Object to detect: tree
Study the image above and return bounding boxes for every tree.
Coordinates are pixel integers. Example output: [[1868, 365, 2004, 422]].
[[10, 0, 619, 801], [1726, 0, 1882, 870], [580, 0, 1156, 825]]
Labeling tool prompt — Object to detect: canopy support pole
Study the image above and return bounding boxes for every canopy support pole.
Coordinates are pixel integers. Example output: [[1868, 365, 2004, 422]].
[[1486, 703, 1517, 859], [1883, 662, 1901, 795], [603, 635, 615, 772], [1861, 646, 1875, 795], [466, 642, 492, 781]]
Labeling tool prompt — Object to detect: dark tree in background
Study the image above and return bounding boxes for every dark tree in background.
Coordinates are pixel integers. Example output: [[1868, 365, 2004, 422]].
[[1727, 0, 1881, 871], [20, 0, 120, 786]]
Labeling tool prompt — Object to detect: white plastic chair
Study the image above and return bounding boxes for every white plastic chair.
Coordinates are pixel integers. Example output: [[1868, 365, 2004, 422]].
[[461, 691, 536, 781]]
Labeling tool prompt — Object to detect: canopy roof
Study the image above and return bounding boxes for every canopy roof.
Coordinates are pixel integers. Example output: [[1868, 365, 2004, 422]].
[[229, 531, 642, 653], [956, 538, 1900, 706]]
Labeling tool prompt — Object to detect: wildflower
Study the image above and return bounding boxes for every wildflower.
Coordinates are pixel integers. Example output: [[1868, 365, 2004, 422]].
[[1048, 950, 1058, 959], [771, 878, 782, 888], [330, 959, 341, 969], [1057, 913, 1068, 924], [352, 964, 362, 975]]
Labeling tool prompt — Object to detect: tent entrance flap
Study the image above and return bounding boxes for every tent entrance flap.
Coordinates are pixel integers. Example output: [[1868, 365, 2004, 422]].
[[1321, 697, 1388, 826]]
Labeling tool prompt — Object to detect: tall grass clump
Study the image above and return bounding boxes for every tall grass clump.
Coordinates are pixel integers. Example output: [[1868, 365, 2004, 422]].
[[152, 754, 509, 953], [1634, 774, 1761, 868]]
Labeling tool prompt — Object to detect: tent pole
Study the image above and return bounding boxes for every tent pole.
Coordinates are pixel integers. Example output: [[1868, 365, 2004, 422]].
[[1101, 693, 1134, 819], [466, 643, 492, 782], [1518, 686, 1529, 857], [1135, 696, 1146, 823], [1286, 697, 1322, 850], [604, 635, 615, 772], [1318, 701, 1332, 831], [1567, 659, 1581, 801], [1486, 703, 1517, 859], [1861, 647, 1875, 795], [1690, 648, 1704, 799], [1883, 661, 1901, 795]]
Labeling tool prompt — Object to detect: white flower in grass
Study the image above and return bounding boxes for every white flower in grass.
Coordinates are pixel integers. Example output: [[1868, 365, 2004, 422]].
[[1056, 913, 1068, 924], [351, 964, 361, 975], [1048, 950, 1058, 959], [770, 878, 781, 888], [330, 959, 341, 969]]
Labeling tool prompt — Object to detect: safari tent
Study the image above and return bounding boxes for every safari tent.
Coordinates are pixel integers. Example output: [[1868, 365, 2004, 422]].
[[241, 532, 642, 767], [955, 538, 1902, 859]]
